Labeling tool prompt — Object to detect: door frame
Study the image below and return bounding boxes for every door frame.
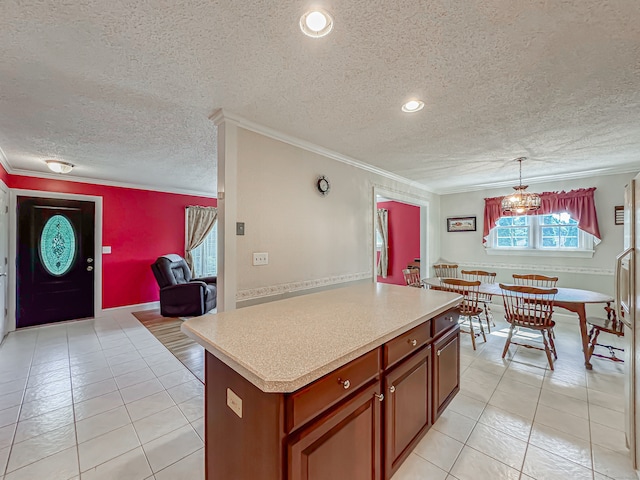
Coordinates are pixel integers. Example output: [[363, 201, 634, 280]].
[[8, 189, 103, 331], [372, 186, 431, 282], [0, 180, 8, 342]]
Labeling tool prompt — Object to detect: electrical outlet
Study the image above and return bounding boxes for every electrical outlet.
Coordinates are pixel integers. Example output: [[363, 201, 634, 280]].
[[253, 252, 268, 266]]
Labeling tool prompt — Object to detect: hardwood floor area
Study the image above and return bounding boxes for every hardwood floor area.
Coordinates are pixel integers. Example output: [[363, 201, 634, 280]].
[[132, 309, 204, 382]]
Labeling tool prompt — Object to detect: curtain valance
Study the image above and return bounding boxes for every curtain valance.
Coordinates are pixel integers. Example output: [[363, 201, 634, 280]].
[[483, 188, 601, 244]]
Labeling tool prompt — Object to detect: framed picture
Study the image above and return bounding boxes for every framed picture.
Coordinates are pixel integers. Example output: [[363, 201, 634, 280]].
[[615, 205, 624, 225], [447, 216, 476, 232]]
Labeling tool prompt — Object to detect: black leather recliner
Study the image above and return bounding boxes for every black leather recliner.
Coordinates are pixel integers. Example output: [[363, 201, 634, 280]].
[[151, 254, 217, 317]]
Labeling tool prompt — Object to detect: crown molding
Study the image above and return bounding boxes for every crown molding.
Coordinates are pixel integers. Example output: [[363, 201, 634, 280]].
[[209, 109, 435, 194], [435, 165, 640, 195], [3, 165, 216, 198]]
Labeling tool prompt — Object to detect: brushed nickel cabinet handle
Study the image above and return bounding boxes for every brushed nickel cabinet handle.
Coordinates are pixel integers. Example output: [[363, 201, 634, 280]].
[[374, 393, 384, 402], [87, 266, 93, 271], [389, 385, 396, 393], [437, 349, 441, 356], [409, 339, 417, 347]]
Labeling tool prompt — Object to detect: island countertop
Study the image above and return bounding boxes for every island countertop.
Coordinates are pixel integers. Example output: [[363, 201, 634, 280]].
[[181, 283, 461, 393]]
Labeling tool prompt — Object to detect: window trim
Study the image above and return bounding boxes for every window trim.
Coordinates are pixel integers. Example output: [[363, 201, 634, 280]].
[[485, 214, 594, 258]]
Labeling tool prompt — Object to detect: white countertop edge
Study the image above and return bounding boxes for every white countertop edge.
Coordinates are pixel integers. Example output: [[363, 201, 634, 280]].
[[181, 296, 462, 393]]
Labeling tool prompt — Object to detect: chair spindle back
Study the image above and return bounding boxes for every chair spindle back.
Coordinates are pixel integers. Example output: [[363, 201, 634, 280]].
[[500, 283, 557, 328]]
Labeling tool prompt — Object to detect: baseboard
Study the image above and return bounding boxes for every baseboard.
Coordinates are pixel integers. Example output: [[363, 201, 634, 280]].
[[101, 301, 160, 314]]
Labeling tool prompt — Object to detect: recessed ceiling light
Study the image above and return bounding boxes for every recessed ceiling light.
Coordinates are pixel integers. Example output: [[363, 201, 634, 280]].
[[45, 160, 74, 174], [300, 10, 333, 38], [402, 100, 425, 113]]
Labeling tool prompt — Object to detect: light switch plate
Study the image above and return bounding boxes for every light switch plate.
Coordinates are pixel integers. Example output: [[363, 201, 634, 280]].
[[227, 388, 243, 418], [236, 222, 245, 235], [102, 246, 112, 254]]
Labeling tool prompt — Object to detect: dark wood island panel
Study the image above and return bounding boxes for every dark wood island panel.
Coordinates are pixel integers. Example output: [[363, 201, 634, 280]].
[[204, 307, 460, 480]]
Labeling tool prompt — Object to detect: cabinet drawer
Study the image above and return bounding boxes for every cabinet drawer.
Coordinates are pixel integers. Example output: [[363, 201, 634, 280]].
[[285, 348, 380, 433], [383, 320, 431, 369], [432, 309, 459, 338]]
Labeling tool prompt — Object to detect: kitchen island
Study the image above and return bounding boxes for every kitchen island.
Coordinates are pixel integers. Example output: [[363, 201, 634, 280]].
[[182, 283, 462, 480]]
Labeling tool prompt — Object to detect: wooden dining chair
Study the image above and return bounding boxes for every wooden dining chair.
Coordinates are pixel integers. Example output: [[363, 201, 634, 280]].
[[512, 274, 558, 288], [402, 269, 424, 288], [461, 270, 497, 332], [500, 284, 558, 369], [441, 278, 486, 350], [434, 264, 459, 279], [587, 304, 625, 363]]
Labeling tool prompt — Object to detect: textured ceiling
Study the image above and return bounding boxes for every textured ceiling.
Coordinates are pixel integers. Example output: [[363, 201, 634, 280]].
[[0, 1, 639, 195]]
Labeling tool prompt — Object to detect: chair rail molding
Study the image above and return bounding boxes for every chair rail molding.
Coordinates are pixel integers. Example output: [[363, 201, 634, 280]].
[[457, 262, 613, 276], [236, 272, 372, 302]]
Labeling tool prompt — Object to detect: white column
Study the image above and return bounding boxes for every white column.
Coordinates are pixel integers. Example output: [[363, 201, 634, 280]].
[[211, 110, 238, 312]]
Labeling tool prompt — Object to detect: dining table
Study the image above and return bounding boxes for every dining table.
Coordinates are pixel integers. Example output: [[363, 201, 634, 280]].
[[422, 277, 614, 370]]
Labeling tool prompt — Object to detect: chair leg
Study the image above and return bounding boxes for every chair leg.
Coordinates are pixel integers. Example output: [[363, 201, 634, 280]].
[[547, 328, 558, 359], [587, 329, 600, 364], [502, 324, 514, 359], [469, 316, 477, 350], [482, 304, 491, 333], [542, 330, 554, 370], [477, 315, 487, 343]]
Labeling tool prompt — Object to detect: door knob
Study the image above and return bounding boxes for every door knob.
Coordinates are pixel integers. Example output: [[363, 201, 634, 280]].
[[87, 266, 93, 271]]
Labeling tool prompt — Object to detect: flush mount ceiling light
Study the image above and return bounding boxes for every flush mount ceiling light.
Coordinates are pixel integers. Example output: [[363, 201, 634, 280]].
[[501, 157, 541, 214], [45, 160, 74, 174], [401, 100, 425, 113], [300, 10, 333, 38]]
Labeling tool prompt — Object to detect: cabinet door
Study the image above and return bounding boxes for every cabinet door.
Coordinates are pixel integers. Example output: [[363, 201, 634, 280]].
[[288, 382, 382, 480], [433, 327, 460, 422], [384, 346, 431, 480]]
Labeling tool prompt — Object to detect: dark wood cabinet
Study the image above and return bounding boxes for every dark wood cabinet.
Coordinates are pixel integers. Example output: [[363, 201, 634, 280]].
[[433, 326, 460, 422], [384, 346, 431, 479], [288, 381, 382, 480], [204, 308, 461, 480]]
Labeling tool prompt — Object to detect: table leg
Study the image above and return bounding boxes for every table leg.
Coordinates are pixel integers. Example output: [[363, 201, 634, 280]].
[[554, 301, 592, 370]]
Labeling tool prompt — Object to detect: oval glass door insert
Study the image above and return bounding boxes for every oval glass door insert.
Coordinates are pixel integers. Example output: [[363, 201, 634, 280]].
[[40, 214, 77, 276]]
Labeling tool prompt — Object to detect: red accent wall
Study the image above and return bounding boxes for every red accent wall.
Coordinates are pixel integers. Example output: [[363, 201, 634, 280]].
[[377, 201, 420, 286], [8, 171, 216, 309]]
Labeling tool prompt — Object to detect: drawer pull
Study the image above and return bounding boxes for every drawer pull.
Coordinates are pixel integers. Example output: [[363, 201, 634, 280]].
[[437, 349, 441, 356], [338, 378, 351, 390], [409, 339, 418, 347], [374, 393, 384, 402], [448, 317, 454, 323], [389, 385, 396, 393]]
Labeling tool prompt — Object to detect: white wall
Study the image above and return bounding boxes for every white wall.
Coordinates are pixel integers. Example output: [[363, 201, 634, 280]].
[[439, 172, 635, 310], [233, 127, 440, 306]]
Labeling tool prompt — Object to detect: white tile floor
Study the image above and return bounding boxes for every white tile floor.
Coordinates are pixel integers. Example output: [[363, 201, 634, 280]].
[[0, 309, 204, 480], [0, 308, 635, 480], [392, 311, 636, 480]]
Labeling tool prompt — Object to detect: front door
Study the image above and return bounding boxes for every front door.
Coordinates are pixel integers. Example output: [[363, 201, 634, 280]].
[[17, 197, 95, 327]]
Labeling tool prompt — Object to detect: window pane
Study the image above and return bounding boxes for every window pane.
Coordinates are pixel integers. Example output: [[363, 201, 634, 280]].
[[512, 216, 528, 226], [191, 223, 217, 277], [497, 217, 513, 226]]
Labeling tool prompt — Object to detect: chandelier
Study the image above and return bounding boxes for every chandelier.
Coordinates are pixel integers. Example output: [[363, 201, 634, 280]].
[[501, 157, 541, 214]]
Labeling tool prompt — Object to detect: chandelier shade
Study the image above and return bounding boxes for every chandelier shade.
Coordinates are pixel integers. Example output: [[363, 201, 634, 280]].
[[501, 157, 541, 214]]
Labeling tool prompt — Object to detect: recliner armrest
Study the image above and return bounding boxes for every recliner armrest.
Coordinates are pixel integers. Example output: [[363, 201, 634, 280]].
[[193, 276, 217, 284]]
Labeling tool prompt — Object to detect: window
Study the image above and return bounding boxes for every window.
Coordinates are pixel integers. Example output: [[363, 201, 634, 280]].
[[488, 213, 593, 257], [191, 223, 217, 277]]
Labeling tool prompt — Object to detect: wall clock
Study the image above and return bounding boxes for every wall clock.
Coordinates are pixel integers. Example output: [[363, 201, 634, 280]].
[[317, 176, 331, 196]]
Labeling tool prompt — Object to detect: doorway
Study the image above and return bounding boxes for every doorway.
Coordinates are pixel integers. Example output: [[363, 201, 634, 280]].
[[373, 188, 430, 284], [16, 196, 95, 327]]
